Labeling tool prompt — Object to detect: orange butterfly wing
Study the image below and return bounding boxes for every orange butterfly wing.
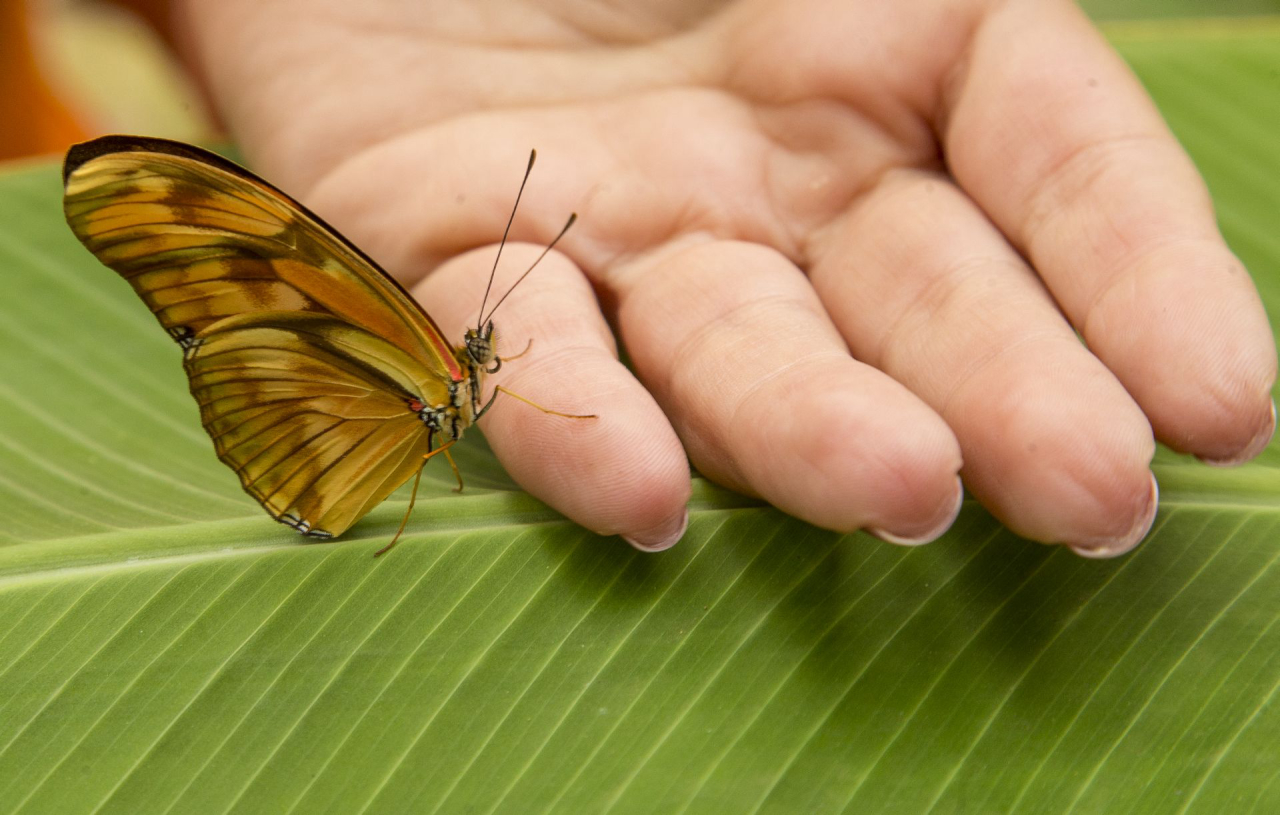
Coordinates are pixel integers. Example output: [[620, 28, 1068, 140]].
[[63, 136, 468, 538]]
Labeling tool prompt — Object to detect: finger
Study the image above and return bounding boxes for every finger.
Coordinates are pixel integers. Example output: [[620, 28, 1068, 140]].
[[943, 0, 1276, 464], [413, 243, 692, 551], [810, 170, 1157, 556], [613, 238, 964, 544]]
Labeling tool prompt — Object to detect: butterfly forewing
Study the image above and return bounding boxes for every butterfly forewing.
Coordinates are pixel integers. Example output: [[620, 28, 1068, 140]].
[[64, 136, 465, 538], [64, 138, 461, 375]]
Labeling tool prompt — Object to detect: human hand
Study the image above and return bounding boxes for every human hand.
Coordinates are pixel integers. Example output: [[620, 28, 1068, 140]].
[[174, 0, 1276, 556]]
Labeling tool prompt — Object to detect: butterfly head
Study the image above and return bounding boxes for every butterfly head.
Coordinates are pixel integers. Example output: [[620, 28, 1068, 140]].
[[464, 320, 500, 374]]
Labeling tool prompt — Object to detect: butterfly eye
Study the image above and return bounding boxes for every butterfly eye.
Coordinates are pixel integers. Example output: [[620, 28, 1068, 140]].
[[465, 329, 496, 367]]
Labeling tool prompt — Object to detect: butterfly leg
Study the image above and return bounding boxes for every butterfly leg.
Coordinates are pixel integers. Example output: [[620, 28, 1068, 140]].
[[374, 441, 458, 557], [443, 446, 464, 493], [477, 385, 597, 421], [485, 338, 535, 374], [502, 338, 534, 363]]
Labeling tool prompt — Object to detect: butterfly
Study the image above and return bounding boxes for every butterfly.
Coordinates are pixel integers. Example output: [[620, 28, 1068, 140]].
[[63, 135, 589, 554]]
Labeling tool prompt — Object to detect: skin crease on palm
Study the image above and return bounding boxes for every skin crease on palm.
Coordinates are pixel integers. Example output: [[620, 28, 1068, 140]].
[[171, 0, 1276, 557]]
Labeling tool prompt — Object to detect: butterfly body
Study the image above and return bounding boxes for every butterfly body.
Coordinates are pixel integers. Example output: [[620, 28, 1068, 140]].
[[420, 320, 505, 442], [63, 136, 497, 540]]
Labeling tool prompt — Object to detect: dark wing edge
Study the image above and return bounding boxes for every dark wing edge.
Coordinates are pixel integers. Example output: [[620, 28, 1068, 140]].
[[63, 134, 456, 359]]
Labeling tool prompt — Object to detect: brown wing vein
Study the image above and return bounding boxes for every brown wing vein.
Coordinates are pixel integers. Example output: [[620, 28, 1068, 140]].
[[143, 275, 300, 295], [196, 380, 375, 407], [256, 422, 377, 508], [227, 412, 342, 475], [216, 411, 314, 459], [188, 343, 422, 401], [239, 418, 352, 492]]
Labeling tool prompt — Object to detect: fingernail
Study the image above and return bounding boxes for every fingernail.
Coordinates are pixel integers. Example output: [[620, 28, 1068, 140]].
[[869, 476, 964, 547], [1069, 472, 1159, 559], [623, 510, 689, 553], [1199, 399, 1276, 467]]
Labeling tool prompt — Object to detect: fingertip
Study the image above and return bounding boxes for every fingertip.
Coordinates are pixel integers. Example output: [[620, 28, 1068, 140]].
[[1068, 471, 1159, 558], [496, 348, 692, 545], [954, 349, 1157, 549], [1004, 449, 1155, 554], [1042, 450, 1156, 550], [1084, 243, 1277, 466], [1197, 398, 1276, 468], [588, 402, 693, 548], [623, 508, 689, 553], [781, 378, 964, 536], [868, 475, 964, 546]]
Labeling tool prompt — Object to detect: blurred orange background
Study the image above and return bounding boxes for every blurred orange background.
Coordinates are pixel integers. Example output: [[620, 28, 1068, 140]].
[[0, 0, 211, 162]]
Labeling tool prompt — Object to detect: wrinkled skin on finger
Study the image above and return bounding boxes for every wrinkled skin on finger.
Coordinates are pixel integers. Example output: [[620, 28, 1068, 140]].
[[175, 0, 1276, 555]]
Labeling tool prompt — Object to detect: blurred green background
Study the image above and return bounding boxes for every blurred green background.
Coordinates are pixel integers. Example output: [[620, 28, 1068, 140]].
[[1085, 0, 1278, 16]]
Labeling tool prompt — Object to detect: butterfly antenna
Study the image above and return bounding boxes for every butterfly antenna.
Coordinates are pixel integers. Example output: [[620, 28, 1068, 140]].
[[480, 212, 577, 325], [477, 149, 538, 333]]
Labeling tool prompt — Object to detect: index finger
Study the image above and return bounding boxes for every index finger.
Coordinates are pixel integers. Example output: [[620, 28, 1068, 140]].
[[943, 0, 1276, 463], [414, 243, 693, 551]]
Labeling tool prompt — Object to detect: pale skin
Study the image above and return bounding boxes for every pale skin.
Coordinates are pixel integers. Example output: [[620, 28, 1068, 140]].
[[172, 0, 1276, 556]]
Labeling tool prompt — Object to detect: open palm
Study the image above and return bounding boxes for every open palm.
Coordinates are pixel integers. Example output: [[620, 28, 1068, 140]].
[[177, 0, 1276, 555]]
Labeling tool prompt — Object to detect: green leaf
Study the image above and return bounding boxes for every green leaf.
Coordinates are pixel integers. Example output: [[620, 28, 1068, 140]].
[[1081, 0, 1280, 21], [1, 23, 1279, 814]]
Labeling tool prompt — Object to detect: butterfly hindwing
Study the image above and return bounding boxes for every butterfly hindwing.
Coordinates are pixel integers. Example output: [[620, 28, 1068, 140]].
[[186, 313, 446, 536], [63, 136, 465, 537]]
